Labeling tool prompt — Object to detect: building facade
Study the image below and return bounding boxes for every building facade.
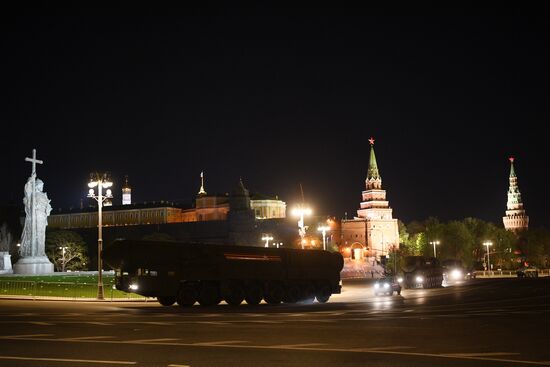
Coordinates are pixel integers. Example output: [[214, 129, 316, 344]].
[[503, 157, 529, 232], [340, 138, 399, 261]]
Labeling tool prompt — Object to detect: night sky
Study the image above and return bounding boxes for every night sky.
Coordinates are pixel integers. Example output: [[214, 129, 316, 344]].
[[1, 13, 547, 227]]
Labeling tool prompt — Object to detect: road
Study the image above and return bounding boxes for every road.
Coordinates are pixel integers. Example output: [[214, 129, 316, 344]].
[[0, 278, 549, 367]]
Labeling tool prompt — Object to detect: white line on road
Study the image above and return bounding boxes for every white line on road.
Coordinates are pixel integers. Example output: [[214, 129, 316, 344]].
[[270, 343, 327, 348], [129, 338, 181, 343], [167, 364, 190, 367], [64, 336, 115, 340], [360, 346, 415, 351], [29, 321, 54, 326], [3, 335, 550, 366], [448, 352, 520, 357], [0, 355, 136, 365], [0, 333, 53, 338], [192, 340, 248, 346]]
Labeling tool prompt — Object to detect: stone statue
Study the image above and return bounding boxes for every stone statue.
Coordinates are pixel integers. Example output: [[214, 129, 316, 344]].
[[13, 149, 54, 274], [20, 175, 52, 257]]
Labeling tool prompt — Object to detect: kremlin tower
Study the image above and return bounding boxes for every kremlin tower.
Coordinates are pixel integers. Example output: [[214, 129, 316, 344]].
[[122, 175, 132, 205], [341, 137, 399, 262], [503, 157, 529, 232]]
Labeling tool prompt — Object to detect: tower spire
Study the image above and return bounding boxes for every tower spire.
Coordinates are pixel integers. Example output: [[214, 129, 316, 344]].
[[503, 157, 528, 232], [366, 137, 382, 189], [198, 171, 207, 196]]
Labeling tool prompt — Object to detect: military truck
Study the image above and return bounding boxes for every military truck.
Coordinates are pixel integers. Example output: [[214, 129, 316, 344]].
[[103, 239, 344, 307], [401, 256, 443, 289]]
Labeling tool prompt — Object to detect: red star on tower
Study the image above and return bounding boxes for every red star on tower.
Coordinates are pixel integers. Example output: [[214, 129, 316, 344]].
[[368, 137, 375, 145]]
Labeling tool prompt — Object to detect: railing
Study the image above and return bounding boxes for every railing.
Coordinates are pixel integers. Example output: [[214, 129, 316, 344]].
[[475, 269, 550, 278], [0, 280, 147, 301]]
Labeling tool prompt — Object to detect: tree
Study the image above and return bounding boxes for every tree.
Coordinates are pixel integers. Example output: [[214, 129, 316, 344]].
[[46, 230, 89, 272]]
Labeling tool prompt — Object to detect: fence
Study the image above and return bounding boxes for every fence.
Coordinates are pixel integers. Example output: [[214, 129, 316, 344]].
[[475, 269, 550, 278], [0, 280, 147, 301]]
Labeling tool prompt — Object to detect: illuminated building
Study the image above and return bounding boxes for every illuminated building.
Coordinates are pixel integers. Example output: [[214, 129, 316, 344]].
[[503, 157, 529, 232], [122, 175, 131, 205], [340, 137, 399, 260], [48, 175, 285, 229]]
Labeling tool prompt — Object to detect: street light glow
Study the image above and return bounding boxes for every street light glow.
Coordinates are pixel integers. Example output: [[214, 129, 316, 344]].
[[484, 241, 493, 273], [429, 240, 440, 258], [87, 172, 114, 300], [318, 225, 330, 251]]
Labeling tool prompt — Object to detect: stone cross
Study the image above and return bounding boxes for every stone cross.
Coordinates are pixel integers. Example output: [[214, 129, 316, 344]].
[[25, 149, 43, 176], [24, 149, 43, 257]]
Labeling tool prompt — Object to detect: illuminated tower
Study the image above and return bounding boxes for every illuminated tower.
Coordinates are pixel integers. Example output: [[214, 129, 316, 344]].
[[503, 157, 529, 232], [198, 171, 207, 197], [122, 175, 132, 205], [341, 137, 399, 260]]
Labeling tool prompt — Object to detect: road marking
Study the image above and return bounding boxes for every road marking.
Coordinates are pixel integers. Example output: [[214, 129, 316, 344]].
[[0, 334, 52, 339], [29, 321, 54, 326], [64, 336, 114, 340], [361, 346, 415, 351], [86, 322, 113, 325], [3, 335, 549, 366], [192, 340, 247, 346], [196, 321, 228, 325], [270, 343, 326, 348], [167, 364, 191, 367], [448, 352, 520, 357], [145, 322, 173, 325], [129, 338, 180, 343], [0, 355, 136, 364]]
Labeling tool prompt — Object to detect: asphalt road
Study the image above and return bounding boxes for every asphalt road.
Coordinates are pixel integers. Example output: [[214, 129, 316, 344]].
[[0, 278, 549, 367]]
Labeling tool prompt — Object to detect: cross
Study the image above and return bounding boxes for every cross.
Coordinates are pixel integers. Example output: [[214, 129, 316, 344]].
[[25, 149, 43, 176], [368, 137, 375, 146]]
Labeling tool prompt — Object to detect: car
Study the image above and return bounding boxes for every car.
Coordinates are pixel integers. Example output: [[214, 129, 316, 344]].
[[517, 267, 538, 278], [442, 259, 468, 286], [373, 276, 402, 296]]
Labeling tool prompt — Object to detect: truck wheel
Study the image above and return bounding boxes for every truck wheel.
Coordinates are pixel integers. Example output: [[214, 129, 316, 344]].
[[315, 284, 331, 303], [198, 282, 221, 306], [157, 296, 176, 306], [301, 283, 316, 303], [245, 283, 263, 305], [264, 282, 284, 304], [283, 284, 301, 303], [224, 282, 245, 306], [177, 285, 197, 307]]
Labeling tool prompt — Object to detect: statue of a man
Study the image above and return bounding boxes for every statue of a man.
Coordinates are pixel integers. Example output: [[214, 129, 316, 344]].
[[20, 174, 52, 258]]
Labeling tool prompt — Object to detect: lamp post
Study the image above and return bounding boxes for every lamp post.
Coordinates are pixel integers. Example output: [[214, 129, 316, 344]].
[[429, 240, 440, 258], [87, 172, 113, 300], [291, 206, 312, 249], [59, 246, 67, 272], [262, 234, 274, 248], [484, 241, 493, 275], [317, 225, 330, 251]]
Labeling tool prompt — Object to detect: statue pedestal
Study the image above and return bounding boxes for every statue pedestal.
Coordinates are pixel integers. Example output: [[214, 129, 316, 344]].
[[13, 256, 54, 274], [0, 252, 13, 275]]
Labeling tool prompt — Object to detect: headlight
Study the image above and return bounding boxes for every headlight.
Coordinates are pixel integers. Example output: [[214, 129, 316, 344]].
[[374, 283, 379, 289], [397, 277, 403, 283], [383, 283, 390, 289], [415, 276, 424, 283], [129, 283, 139, 291], [451, 269, 463, 280]]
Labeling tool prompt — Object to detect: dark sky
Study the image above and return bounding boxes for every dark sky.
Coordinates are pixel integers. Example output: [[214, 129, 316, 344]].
[[1, 13, 547, 227]]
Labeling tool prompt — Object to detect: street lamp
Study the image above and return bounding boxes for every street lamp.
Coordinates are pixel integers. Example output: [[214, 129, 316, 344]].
[[484, 241, 493, 274], [291, 206, 312, 249], [87, 172, 113, 300], [317, 225, 330, 251], [262, 234, 274, 248], [59, 246, 67, 272], [429, 240, 440, 258]]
